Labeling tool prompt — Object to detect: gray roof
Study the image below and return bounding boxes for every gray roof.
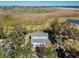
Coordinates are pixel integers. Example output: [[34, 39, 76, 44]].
[[31, 31, 49, 43], [31, 39, 49, 43], [31, 31, 48, 37]]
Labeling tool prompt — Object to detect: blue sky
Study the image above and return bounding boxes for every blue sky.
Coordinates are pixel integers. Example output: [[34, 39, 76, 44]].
[[0, 1, 79, 6]]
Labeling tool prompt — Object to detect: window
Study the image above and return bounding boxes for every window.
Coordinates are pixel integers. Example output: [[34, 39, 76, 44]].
[[32, 36, 48, 39]]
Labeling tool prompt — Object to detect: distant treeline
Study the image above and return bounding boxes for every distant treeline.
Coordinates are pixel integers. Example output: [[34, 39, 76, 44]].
[[0, 6, 79, 8]]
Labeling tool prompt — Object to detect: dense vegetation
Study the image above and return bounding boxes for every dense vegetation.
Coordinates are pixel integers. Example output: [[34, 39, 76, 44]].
[[0, 17, 79, 58], [0, 25, 33, 58], [43, 19, 79, 58], [0, 6, 79, 58]]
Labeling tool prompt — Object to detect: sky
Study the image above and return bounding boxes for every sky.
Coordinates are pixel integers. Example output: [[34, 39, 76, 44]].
[[0, 1, 79, 6]]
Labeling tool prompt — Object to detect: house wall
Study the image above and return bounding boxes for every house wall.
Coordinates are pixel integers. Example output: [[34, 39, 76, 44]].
[[31, 36, 49, 47], [31, 32, 49, 47]]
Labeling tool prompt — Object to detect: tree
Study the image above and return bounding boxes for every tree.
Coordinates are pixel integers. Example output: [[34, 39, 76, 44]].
[[42, 47, 57, 58], [8, 25, 27, 57], [0, 26, 6, 39]]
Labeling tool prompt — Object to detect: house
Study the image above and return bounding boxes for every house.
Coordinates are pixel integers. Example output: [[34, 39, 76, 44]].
[[31, 31, 49, 47]]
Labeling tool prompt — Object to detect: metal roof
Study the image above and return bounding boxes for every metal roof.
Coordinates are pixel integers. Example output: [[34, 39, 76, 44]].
[[31, 31, 49, 43], [31, 31, 48, 37]]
